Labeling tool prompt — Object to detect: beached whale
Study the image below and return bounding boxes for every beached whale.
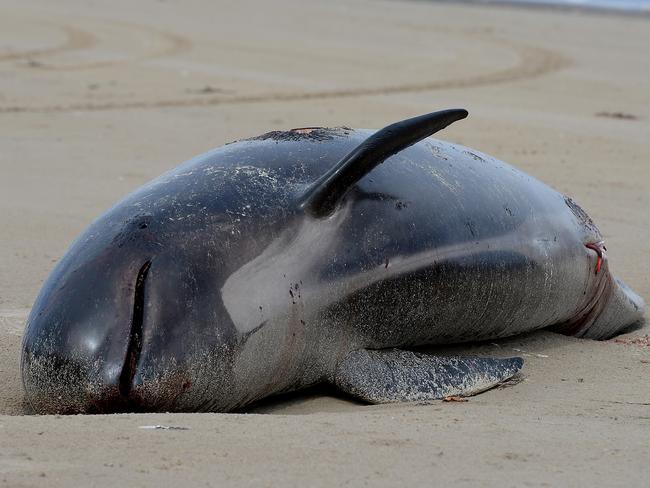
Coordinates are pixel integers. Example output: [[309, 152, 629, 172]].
[[21, 109, 645, 413]]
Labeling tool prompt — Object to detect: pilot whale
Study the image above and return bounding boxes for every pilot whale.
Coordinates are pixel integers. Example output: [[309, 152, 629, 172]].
[[21, 109, 645, 413]]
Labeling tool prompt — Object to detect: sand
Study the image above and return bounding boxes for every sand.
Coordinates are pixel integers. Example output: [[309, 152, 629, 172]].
[[1, 0, 648, 485]]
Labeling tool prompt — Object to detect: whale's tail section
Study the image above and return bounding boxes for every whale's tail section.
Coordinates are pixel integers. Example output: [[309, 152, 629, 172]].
[[551, 273, 645, 340], [581, 277, 645, 340]]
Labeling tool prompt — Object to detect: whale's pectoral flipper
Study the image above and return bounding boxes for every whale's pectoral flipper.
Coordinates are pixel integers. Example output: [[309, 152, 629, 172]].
[[333, 349, 523, 404], [302, 108, 468, 217]]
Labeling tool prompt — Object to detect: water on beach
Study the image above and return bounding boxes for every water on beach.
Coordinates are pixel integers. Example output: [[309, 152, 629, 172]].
[[479, 0, 650, 12]]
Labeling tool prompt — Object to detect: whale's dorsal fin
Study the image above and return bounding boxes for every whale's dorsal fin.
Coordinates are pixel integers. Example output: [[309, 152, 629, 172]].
[[301, 108, 468, 217], [334, 349, 523, 403]]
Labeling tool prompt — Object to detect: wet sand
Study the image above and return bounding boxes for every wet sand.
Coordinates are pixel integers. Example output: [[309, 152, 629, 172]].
[[1, 0, 648, 485]]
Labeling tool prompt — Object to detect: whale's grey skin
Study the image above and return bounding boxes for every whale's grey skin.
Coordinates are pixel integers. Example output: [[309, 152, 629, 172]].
[[21, 111, 644, 414]]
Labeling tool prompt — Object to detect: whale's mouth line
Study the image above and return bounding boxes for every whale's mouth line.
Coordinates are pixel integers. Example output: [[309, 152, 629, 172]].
[[119, 260, 151, 398]]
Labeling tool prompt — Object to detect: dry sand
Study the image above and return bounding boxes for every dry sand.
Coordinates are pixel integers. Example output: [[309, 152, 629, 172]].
[[1, 0, 649, 485]]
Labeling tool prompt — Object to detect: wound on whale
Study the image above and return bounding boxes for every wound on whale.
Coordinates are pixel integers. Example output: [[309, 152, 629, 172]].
[[21, 109, 645, 413]]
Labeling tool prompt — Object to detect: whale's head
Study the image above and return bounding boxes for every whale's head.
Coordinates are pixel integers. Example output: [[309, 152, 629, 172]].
[[20, 160, 289, 414]]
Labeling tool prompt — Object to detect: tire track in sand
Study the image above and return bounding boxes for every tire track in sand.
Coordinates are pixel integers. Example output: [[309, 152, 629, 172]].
[[0, 24, 96, 62], [0, 30, 571, 114], [0, 20, 191, 69]]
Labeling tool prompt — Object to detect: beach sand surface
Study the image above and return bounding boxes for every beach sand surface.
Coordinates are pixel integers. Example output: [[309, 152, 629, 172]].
[[0, 0, 648, 485]]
